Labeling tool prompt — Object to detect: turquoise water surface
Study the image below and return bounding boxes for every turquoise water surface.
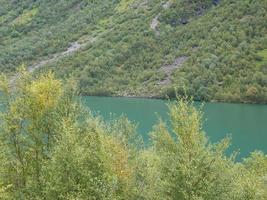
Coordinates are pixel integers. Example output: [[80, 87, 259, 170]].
[[82, 96, 267, 160]]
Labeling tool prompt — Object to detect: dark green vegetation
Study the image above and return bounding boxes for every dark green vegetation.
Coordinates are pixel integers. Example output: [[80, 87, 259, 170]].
[[1, 0, 267, 103], [0, 70, 266, 199]]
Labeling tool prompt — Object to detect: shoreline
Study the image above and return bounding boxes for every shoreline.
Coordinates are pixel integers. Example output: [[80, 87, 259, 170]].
[[79, 94, 267, 106]]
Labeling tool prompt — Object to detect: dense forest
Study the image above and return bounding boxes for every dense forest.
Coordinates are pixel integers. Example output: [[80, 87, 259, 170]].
[[0, 0, 267, 103], [0, 70, 266, 199]]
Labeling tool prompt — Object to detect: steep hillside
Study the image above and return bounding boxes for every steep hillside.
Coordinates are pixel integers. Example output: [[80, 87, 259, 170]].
[[0, 0, 267, 103]]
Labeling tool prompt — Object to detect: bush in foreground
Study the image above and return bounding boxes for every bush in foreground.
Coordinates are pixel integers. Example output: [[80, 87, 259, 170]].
[[0, 70, 266, 199]]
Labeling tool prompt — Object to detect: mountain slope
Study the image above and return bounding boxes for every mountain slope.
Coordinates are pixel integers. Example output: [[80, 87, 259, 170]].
[[0, 0, 267, 103]]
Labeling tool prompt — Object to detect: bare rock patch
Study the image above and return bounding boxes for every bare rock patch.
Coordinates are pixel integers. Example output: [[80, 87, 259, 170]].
[[158, 56, 188, 85]]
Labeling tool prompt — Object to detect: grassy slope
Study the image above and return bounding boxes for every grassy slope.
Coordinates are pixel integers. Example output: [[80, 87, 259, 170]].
[[0, 0, 267, 103]]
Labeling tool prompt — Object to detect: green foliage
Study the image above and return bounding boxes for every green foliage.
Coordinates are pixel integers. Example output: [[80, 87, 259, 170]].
[[160, 0, 213, 25], [0, 70, 141, 199], [0, 0, 267, 103], [0, 71, 266, 199], [116, 0, 136, 13], [256, 49, 267, 67], [146, 99, 267, 199], [11, 8, 38, 26]]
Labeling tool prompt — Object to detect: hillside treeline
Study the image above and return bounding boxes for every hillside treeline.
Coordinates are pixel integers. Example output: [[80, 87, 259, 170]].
[[0, 0, 267, 103]]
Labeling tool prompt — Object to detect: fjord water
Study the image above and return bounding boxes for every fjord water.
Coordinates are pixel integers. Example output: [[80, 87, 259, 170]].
[[83, 96, 267, 160]]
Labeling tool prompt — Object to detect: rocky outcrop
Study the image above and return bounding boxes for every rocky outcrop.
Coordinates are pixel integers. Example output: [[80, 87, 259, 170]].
[[150, 1, 172, 35], [150, 14, 160, 35], [158, 56, 188, 85], [162, 1, 172, 9], [213, 0, 220, 5]]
